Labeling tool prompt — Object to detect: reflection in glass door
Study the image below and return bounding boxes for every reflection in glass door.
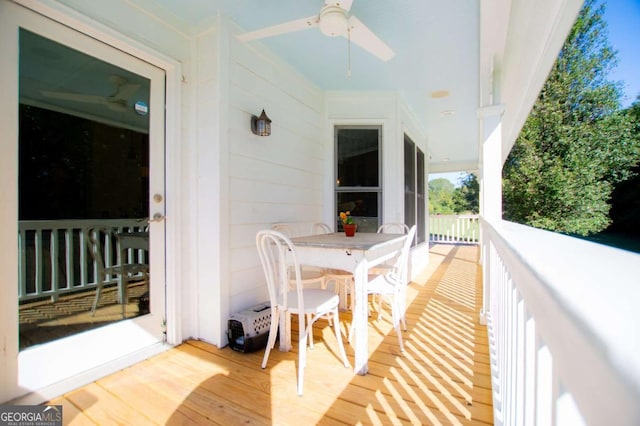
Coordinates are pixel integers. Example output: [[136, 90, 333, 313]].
[[18, 29, 155, 349], [1, 1, 166, 400]]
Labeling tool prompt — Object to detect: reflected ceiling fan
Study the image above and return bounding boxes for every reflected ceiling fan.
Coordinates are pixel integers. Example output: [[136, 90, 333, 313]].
[[237, 0, 395, 62], [41, 75, 140, 112]]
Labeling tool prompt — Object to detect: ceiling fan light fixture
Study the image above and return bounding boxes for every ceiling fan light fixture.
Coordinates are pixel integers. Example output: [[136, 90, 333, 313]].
[[319, 6, 348, 37]]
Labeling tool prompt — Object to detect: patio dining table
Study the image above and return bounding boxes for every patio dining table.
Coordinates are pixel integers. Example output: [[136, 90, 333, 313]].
[[289, 232, 407, 375], [117, 231, 149, 253]]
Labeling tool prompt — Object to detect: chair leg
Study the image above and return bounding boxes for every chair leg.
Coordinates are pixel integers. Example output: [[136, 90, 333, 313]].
[[348, 280, 355, 311], [395, 287, 407, 331], [372, 294, 382, 321], [392, 296, 404, 352], [121, 273, 128, 318], [307, 313, 314, 349], [332, 307, 350, 368], [91, 281, 104, 316], [262, 307, 280, 369], [298, 313, 309, 396], [333, 277, 348, 311]]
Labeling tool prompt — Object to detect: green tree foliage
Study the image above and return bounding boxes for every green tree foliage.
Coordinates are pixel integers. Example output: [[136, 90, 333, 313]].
[[609, 98, 640, 236], [429, 174, 480, 215], [453, 173, 480, 214], [502, 0, 639, 236], [428, 178, 456, 214]]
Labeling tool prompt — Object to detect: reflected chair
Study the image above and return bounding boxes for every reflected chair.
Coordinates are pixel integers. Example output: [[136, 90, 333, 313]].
[[86, 227, 149, 318], [256, 229, 350, 396], [349, 225, 417, 351]]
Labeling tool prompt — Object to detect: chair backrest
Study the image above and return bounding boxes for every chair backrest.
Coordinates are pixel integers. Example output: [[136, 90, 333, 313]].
[[377, 223, 410, 234], [256, 229, 304, 311], [86, 227, 113, 280], [388, 225, 417, 286], [311, 222, 332, 235], [271, 223, 293, 237]]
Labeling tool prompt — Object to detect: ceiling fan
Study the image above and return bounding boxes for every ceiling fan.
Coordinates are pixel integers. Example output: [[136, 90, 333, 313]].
[[41, 75, 140, 112], [236, 0, 395, 62]]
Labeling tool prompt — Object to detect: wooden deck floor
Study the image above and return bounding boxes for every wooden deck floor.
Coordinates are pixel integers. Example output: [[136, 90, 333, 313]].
[[48, 244, 492, 425]]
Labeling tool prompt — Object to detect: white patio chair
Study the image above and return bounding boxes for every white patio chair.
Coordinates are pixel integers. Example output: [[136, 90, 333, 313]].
[[369, 222, 412, 307], [371, 223, 411, 275], [272, 223, 327, 287], [376, 223, 411, 235], [86, 227, 149, 318], [312, 222, 355, 311], [256, 229, 350, 396], [349, 225, 417, 351], [273, 223, 331, 347]]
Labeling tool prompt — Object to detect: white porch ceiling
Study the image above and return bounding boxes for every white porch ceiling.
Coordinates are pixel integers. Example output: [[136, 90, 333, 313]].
[[56, 0, 583, 173]]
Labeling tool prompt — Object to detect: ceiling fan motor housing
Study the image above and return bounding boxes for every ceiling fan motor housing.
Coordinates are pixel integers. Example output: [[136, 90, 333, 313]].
[[319, 5, 348, 37]]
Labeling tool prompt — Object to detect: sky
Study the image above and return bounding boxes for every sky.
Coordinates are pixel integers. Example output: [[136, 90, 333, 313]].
[[430, 0, 640, 186], [605, 0, 640, 107]]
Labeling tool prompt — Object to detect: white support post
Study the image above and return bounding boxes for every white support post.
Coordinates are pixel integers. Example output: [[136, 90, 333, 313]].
[[478, 104, 505, 325]]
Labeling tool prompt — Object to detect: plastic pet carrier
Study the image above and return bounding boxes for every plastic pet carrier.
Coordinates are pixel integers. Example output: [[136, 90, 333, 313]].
[[227, 301, 272, 353]]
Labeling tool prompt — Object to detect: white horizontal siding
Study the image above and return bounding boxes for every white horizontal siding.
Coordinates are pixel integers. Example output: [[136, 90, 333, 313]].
[[225, 29, 326, 325]]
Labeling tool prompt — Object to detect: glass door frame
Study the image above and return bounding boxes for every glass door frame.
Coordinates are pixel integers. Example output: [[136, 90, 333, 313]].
[[0, 0, 182, 403]]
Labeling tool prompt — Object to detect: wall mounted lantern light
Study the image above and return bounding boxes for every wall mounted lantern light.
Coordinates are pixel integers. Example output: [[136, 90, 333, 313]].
[[251, 109, 272, 136]]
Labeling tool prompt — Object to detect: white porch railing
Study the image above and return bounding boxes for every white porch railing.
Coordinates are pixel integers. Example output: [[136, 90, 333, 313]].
[[429, 214, 479, 243], [482, 219, 640, 425], [18, 219, 148, 302]]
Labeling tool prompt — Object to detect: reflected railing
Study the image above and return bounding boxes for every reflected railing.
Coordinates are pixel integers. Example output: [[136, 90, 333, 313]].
[[18, 218, 147, 302], [482, 218, 640, 425]]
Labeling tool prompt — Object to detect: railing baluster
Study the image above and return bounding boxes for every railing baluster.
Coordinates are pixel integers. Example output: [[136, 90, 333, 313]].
[[536, 345, 552, 425], [65, 228, 73, 290], [524, 316, 536, 426], [80, 228, 89, 287], [50, 229, 59, 302], [35, 229, 43, 298], [18, 229, 27, 299]]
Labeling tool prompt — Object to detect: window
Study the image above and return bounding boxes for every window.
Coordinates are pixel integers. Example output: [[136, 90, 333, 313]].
[[404, 135, 426, 244], [335, 126, 381, 233]]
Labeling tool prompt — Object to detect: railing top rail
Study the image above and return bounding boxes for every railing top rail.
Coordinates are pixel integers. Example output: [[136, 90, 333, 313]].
[[19, 218, 148, 230], [430, 214, 479, 219]]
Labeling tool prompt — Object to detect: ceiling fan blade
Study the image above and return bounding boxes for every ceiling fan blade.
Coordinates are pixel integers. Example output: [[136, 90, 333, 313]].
[[106, 100, 128, 112], [41, 91, 107, 104], [346, 16, 395, 62], [325, 0, 353, 12], [237, 16, 319, 42], [111, 83, 140, 101]]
